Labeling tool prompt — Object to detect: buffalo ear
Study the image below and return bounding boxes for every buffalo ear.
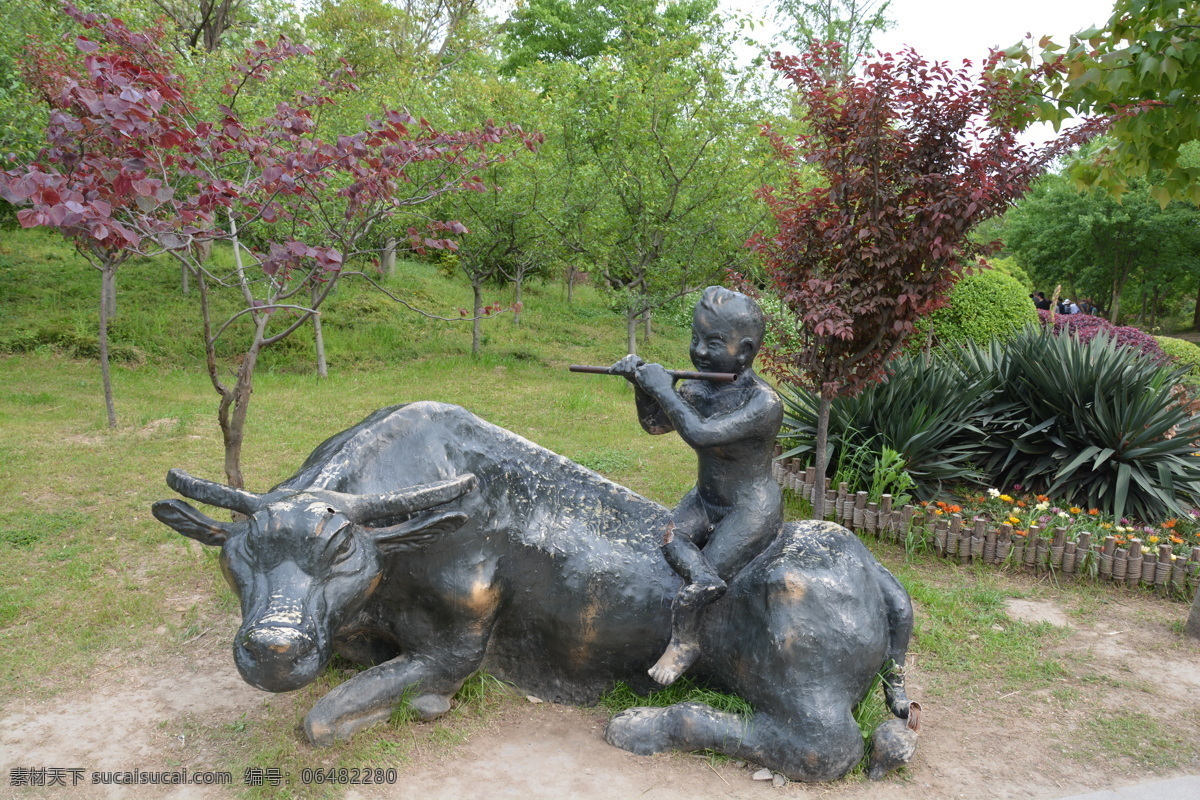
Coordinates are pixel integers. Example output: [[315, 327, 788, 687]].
[[367, 511, 468, 553], [152, 499, 237, 547]]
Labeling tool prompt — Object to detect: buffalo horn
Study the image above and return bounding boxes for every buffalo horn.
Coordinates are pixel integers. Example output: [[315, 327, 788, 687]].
[[166, 468, 264, 515], [338, 473, 477, 523]]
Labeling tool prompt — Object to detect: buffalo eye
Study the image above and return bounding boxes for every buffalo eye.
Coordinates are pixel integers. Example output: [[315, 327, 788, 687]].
[[329, 529, 356, 566]]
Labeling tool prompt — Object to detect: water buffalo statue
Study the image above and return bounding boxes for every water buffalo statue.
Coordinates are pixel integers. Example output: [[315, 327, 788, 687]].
[[152, 401, 916, 781]]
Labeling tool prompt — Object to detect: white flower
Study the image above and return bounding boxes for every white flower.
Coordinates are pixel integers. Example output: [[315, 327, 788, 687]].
[[987, 488, 1001, 498], [1057, 511, 1070, 518], [1035, 501, 1050, 511]]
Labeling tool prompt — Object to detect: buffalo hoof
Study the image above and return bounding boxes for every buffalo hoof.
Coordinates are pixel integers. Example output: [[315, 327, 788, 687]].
[[867, 718, 919, 780], [304, 705, 392, 747], [604, 706, 676, 755], [409, 692, 451, 721]]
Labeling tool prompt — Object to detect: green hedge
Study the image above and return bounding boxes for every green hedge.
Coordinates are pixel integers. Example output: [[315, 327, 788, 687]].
[[921, 267, 1038, 346], [1154, 335, 1200, 389]]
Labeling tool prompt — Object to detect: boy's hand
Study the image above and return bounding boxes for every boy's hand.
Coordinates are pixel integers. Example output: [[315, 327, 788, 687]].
[[609, 354, 645, 383], [635, 363, 675, 397]]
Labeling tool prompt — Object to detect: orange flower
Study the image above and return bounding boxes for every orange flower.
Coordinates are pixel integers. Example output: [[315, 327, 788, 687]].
[[1171, 535, 1184, 545], [1036, 494, 1050, 502], [1162, 519, 1178, 529], [1068, 506, 1082, 514], [1014, 530, 1027, 537], [1016, 500, 1027, 508], [936, 501, 949, 510], [947, 505, 963, 514], [1088, 508, 1100, 516]]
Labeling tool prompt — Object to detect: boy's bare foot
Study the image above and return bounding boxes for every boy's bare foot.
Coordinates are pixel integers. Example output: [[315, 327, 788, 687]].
[[648, 638, 700, 686], [676, 577, 726, 610]]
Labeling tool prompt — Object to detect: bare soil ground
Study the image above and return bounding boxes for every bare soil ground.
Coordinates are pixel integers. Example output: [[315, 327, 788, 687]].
[[3, 581, 1198, 800]]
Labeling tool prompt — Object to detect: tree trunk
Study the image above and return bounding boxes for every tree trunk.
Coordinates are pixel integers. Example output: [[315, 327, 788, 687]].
[[383, 237, 397, 277], [642, 309, 651, 343], [1187, 581, 1200, 640], [217, 318, 267, 490], [812, 392, 832, 519], [566, 266, 575, 303], [626, 309, 638, 356], [102, 271, 117, 319], [1192, 280, 1200, 332], [312, 283, 328, 378], [472, 281, 483, 357], [181, 262, 189, 296], [513, 269, 523, 326], [1109, 256, 1127, 324], [98, 266, 117, 429]]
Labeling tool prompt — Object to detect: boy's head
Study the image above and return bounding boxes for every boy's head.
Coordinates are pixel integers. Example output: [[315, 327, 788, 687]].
[[691, 287, 765, 374]]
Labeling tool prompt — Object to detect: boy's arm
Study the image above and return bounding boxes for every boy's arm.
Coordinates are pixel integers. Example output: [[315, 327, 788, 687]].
[[610, 355, 675, 435], [635, 364, 777, 448]]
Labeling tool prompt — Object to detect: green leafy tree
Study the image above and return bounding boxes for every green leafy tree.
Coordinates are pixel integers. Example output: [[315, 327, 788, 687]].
[[993, 0, 1200, 204], [498, 0, 717, 75], [305, 0, 491, 82], [530, 14, 772, 353], [1002, 169, 1200, 323], [771, 0, 892, 79]]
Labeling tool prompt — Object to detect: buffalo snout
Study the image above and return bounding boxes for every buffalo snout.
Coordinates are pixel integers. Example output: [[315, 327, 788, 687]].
[[235, 623, 321, 692]]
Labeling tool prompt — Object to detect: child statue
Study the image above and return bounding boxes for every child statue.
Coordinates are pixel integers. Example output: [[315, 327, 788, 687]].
[[610, 286, 783, 685]]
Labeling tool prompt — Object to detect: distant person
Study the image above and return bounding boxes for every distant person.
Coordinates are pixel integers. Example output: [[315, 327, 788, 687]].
[[1033, 292, 1050, 311]]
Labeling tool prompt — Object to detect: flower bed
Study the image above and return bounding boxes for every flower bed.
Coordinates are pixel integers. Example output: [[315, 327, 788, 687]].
[[772, 453, 1200, 601]]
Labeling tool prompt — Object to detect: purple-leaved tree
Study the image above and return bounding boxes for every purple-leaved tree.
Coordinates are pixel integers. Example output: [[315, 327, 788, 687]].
[[3, 3, 539, 485]]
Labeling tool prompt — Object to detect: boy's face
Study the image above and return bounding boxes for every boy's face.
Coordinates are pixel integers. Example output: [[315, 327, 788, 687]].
[[691, 306, 756, 374]]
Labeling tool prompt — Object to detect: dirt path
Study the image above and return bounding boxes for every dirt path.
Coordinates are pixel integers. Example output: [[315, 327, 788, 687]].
[[3, 587, 1198, 800]]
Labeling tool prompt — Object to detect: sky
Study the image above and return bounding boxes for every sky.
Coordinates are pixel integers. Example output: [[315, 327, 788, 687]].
[[727, 0, 1118, 67], [869, 0, 1115, 67]]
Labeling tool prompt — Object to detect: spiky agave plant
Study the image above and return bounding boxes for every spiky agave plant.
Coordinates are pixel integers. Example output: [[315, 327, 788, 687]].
[[983, 328, 1200, 521]]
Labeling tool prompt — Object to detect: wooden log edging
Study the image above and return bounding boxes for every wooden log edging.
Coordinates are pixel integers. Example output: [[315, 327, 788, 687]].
[[772, 448, 1200, 602]]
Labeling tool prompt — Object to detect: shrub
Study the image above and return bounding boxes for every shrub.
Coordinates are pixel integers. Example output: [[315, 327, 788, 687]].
[[1154, 336, 1200, 390], [779, 353, 1001, 499], [919, 266, 1038, 346], [987, 256, 1033, 292], [1038, 311, 1165, 361], [781, 327, 1200, 520], [978, 329, 1200, 522]]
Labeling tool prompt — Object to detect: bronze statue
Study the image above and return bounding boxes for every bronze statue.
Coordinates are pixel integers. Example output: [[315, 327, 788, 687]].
[[610, 287, 783, 685], [152, 291, 920, 781]]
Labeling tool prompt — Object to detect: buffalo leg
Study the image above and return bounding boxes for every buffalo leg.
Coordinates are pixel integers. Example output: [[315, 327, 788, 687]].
[[873, 561, 915, 719], [605, 701, 864, 782], [305, 634, 491, 746]]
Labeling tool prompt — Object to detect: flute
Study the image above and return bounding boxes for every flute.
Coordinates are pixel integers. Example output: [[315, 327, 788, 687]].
[[568, 365, 737, 382]]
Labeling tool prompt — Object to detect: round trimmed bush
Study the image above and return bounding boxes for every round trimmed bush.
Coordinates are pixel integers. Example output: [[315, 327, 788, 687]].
[[1154, 335, 1200, 389], [924, 267, 1038, 345], [988, 256, 1033, 292]]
